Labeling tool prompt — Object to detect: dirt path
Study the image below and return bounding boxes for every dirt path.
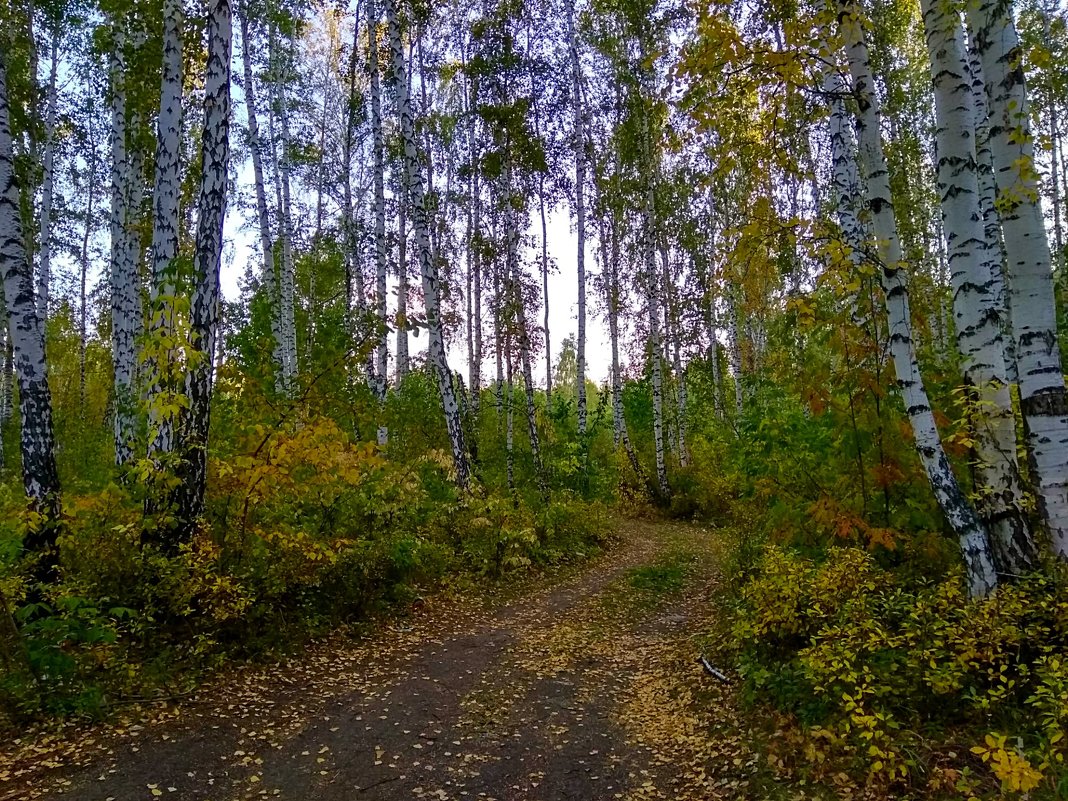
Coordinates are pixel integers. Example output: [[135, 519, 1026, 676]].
[[2, 519, 766, 801]]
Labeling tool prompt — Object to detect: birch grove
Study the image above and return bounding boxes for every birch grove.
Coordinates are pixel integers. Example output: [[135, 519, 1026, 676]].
[[4, 0, 1068, 634]]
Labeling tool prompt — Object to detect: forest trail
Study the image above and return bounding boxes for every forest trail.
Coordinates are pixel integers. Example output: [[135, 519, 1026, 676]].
[[4, 520, 769, 801]]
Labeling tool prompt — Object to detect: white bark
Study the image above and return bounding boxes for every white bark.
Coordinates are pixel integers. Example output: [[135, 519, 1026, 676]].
[[36, 32, 59, 323], [966, 43, 1012, 376], [368, 0, 389, 445], [728, 287, 744, 418], [567, 0, 587, 434], [966, 0, 1068, 557], [385, 0, 470, 487], [396, 190, 410, 382], [147, 0, 184, 457], [109, 25, 140, 467], [238, 11, 283, 394], [0, 56, 61, 544], [921, 0, 1034, 572], [637, 40, 668, 498], [77, 102, 99, 411], [268, 28, 297, 390], [180, 0, 232, 533], [503, 163, 545, 492], [838, 1, 999, 596], [663, 247, 688, 467], [600, 211, 642, 478], [464, 49, 482, 419]]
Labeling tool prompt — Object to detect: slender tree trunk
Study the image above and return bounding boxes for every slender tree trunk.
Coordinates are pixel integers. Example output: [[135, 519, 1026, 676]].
[[178, 0, 231, 537], [147, 0, 184, 458], [505, 337, 514, 493], [239, 11, 283, 394], [464, 53, 483, 418], [967, 0, 1068, 557], [921, 0, 1034, 572], [385, 0, 470, 487], [966, 42, 1015, 382], [341, 9, 371, 385], [503, 163, 545, 493], [396, 191, 410, 381], [368, 0, 390, 444], [36, 32, 59, 324], [602, 212, 642, 479], [493, 215, 503, 419], [0, 325, 7, 469], [1040, 3, 1064, 264], [109, 24, 142, 467], [728, 286, 744, 418], [709, 301, 723, 418], [0, 332, 10, 433], [662, 248, 688, 467], [637, 44, 668, 498], [566, 0, 586, 434], [838, 1, 999, 595], [268, 28, 297, 390], [78, 118, 97, 412], [0, 57, 61, 574]]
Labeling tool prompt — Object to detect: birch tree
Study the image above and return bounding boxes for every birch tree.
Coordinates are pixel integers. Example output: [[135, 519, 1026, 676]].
[[146, 0, 184, 458], [109, 23, 142, 468], [967, 0, 1068, 557], [238, 9, 283, 393], [920, 0, 1034, 571], [0, 55, 61, 574], [836, 0, 999, 596], [36, 29, 59, 324], [369, 0, 390, 445], [385, 0, 470, 487], [567, 0, 588, 437], [179, 0, 232, 535]]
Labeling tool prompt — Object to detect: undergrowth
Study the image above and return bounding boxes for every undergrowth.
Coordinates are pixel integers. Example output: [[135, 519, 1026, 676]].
[[0, 414, 613, 724]]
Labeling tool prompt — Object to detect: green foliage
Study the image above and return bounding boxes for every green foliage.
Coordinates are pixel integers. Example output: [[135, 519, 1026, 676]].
[[732, 544, 1068, 794], [0, 402, 612, 721]]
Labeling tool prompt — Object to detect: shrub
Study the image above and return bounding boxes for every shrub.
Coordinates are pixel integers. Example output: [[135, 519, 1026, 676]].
[[733, 544, 1068, 793]]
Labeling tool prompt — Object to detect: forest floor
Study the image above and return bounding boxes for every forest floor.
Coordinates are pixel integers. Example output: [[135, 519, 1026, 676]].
[[0, 519, 806, 801]]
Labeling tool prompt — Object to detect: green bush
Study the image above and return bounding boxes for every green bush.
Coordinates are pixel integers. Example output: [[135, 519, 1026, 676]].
[[0, 415, 613, 723], [733, 544, 1068, 794]]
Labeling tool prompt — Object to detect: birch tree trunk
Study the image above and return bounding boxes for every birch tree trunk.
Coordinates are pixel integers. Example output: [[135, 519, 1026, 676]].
[[662, 247, 688, 467], [0, 56, 61, 571], [385, 0, 470, 487], [179, 0, 232, 536], [368, 0, 390, 445], [77, 107, 98, 412], [396, 191, 410, 382], [1040, 3, 1064, 263], [921, 0, 1034, 572], [838, 1, 999, 595], [465, 56, 482, 419], [503, 163, 545, 493], [728, 286, 744, 418], [147, 0, 184, 458], [36, 32, 59, 324], [505, 337, 515, 493], [109, 25, 141, 467], [567, 0, 587, 436], [238, 10, 284, 395], [967, 0, 1068, 557], [637, 43, 668, 498], [268, 28, 297, 391], [601, 212, 643, 480], [338, 3, 365, 382]]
